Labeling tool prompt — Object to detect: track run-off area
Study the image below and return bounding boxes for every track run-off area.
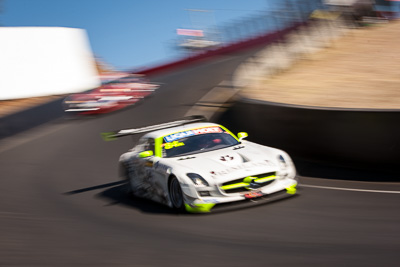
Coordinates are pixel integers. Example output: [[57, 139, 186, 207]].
[[1, 48, 399, 266]]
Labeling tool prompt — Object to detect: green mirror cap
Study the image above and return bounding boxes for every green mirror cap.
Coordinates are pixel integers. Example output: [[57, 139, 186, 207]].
[[139, 150, 154, 158], [237, 132, 248, 139]]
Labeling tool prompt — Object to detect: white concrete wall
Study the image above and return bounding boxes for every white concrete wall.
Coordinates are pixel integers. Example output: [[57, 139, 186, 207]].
[[0, 27, 100, 100]]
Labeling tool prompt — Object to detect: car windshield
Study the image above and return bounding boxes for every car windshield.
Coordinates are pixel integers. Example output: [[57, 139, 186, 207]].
[[161, 129, 239, 158]]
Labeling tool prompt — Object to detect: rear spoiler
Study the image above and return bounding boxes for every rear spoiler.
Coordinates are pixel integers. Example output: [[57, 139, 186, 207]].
[[101, 115, 207, 141]]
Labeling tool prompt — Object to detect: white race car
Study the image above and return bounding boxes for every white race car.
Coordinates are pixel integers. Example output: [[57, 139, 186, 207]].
[[102, 116, 298, 213]]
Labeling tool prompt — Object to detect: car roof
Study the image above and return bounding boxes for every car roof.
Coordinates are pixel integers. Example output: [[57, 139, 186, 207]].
[[142, 122, 222, 139]]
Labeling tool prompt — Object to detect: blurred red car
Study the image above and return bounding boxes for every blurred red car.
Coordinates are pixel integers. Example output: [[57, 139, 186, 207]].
[[63, 74, 159, 115]]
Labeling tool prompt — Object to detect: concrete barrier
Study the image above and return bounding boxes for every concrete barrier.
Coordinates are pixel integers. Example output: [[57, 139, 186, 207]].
[[217, 98, 400, 179]]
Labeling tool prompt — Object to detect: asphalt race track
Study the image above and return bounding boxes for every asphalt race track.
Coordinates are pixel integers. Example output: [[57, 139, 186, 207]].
[[1, 50, 400, 266]]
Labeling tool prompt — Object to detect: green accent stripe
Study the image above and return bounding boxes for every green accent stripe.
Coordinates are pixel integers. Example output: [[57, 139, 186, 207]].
[[154, 136, 163, 157], [101, 132, 117, 141], [254, 175, 276, 183], [286, 184, 297, 195], [220, 175, 276, 191], [219, 125, 240, 142], [221, 182, 249, 190], [185, 203, 215, 213]]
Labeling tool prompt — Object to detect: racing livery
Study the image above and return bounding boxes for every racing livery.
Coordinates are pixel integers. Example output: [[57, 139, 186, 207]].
[[103, 116, 298, 213]]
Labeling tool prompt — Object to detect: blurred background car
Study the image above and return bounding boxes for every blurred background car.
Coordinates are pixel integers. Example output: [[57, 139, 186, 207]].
[[63, 74, 159, 115]]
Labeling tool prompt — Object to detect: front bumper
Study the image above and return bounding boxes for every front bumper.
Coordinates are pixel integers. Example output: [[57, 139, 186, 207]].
[[184, 180, 298, 213]]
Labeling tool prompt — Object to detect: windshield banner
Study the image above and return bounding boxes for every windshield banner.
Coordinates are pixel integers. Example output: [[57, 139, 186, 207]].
[[164, 126, 223, 142]]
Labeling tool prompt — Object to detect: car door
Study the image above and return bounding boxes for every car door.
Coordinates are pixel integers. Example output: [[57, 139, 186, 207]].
[[131, 138, 167, 203], [129, 137, 153, 196]]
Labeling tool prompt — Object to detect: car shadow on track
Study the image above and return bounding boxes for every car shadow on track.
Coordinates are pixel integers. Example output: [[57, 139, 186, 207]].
[[97, 183, 300, 216], [64, 180, 177, 215], [96, 183, 179, 215], [65, 180, 300, 216]]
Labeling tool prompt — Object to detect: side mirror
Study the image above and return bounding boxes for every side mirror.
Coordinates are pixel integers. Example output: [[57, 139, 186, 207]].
[[237, 132, 248, 141], [139, 150, 153, 158]]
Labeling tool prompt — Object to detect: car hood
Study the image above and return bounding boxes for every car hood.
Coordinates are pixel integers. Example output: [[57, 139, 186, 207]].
[[166, 142, 281, 183]]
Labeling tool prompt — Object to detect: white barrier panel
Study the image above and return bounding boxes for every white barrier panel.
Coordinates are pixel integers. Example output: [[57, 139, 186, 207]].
[[0, 27, 100, 100]]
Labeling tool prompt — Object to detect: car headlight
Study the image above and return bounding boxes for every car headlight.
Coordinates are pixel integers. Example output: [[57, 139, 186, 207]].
[[187, 173, 209, 187], [278, 155, 287, 169]]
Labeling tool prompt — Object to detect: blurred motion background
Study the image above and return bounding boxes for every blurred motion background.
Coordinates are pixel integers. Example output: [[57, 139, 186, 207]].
[[0, 0, 316, 115], [1, 1, 400, 266], [0, 0, 399, 114]]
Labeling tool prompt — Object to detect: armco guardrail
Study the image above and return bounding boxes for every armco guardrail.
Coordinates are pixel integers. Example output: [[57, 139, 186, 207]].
[[217, 98, 400, 179]]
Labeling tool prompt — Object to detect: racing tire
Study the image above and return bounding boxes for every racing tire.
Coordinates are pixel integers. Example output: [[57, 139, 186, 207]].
[[169, 176, 185, 212]]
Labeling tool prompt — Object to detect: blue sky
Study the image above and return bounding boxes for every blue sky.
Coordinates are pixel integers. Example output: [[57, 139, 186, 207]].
[[1, 0, 278, 71]]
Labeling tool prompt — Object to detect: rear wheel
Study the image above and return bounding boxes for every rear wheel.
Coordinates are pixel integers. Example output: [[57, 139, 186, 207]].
[[169, 176, 184, 211]]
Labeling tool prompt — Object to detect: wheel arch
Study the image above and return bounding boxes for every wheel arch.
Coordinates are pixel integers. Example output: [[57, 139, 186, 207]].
[[167, 174, 177, 190]]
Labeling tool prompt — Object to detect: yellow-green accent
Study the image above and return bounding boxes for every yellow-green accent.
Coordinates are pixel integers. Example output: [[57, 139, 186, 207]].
[[221, 175, 276, 191], [184, 203, 215, 213], [139, 150, 153, 158], [154, 137, 163, 157], [164, 141, 185, 149], [221, 182, 249, 190], [237, 132, 248, 140], [242, 176, 254, 183], [101, 132, 117, 141], [219, 125, 240, 142], [254, 175, 276, 183], [286, 184, 297, 195]]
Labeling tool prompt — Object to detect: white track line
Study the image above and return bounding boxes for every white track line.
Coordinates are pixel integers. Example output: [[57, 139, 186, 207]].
[[301, 184, 400, 194]]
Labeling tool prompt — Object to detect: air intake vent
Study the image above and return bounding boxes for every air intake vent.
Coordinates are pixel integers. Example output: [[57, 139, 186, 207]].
[[178, 156, 196, 161], [220, 172, 276, 194], [237, 153, 250, 163]]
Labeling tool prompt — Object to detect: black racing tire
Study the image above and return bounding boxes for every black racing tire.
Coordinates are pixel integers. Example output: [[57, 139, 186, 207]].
[[168, 176, 185, 212]]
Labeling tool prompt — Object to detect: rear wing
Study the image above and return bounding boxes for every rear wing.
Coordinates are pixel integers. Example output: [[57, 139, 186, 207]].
[[101, 115, 207, 141]]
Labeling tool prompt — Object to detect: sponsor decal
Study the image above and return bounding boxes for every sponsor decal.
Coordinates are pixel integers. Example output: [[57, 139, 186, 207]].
[[210, 160, 275, 177], [243, 191, 263, 199], [220, 155, 234, 161], [162, 141, 185, 150], [164, 130, 194, 142], [164, 126, 223, 142], [192, 127, 222, 135]]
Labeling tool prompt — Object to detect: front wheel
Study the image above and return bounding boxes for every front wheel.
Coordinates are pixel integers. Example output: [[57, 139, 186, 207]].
[[169, 176, 185, 211]]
